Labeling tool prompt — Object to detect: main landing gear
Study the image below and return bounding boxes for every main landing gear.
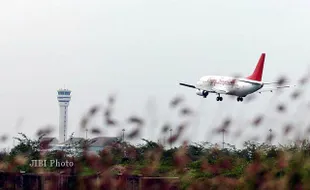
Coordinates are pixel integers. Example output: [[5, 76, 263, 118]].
[[237, 97, 243, 102], [216, 95, 223, 101]]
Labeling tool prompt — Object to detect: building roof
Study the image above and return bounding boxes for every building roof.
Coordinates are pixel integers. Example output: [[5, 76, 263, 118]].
[[88, 137, 120, 147], [64, 137, 85, 145], [39, 137, 58, 144], [42, 136, 120, 148]]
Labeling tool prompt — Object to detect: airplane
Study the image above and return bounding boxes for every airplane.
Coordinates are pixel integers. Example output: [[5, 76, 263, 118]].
[[179, 53, 294, 102]]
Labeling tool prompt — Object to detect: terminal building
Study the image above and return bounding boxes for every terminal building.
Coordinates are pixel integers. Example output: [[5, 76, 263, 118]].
[[40, 136, 120, 155]]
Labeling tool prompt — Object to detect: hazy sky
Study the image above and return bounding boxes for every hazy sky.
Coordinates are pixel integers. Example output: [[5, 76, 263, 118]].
[[1, 0, 310, 149]]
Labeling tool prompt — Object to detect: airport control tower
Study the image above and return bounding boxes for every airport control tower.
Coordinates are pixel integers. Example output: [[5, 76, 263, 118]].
[[57, 89, 72, 143]]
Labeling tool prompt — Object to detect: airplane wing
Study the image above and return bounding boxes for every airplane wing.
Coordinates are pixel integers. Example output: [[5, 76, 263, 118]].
[[179, 83, 229, 94], [256, 84, 296, 94], [179, 83, 196, 89], [211, 86, 229, 94]]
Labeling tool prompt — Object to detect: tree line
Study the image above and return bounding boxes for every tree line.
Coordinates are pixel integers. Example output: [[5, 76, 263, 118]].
[[1, 133, 310, 189]]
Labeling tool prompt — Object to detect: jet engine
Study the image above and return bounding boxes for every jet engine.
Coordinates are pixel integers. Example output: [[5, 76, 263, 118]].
[[196, 89, 208, 97]]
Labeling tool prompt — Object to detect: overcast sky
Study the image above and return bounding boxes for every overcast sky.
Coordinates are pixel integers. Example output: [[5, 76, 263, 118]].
[[1, 0, 310, 150]]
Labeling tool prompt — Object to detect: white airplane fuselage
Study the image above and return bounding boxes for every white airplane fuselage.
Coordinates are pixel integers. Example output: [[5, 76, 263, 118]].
[[179, 53, 294, 102], [196, 75, 264, 97]]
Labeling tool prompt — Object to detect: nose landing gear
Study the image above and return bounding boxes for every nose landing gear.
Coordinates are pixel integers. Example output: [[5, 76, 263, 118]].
[[237, 97, 243, 102]]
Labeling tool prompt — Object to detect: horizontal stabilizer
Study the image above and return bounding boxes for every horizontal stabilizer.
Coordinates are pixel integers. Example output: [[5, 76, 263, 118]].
[[263, 82, 279, 85], [257, 84, 296, 94]]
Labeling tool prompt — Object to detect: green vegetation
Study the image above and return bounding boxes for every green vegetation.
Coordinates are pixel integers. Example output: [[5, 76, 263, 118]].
[[2, 133, 310, 189]]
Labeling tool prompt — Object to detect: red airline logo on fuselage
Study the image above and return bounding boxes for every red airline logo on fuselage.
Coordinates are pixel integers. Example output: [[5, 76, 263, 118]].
[[208, 78, 236, 86]]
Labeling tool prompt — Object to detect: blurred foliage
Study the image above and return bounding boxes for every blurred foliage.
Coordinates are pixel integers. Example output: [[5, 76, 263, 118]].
[[3, 132, 310, 189]]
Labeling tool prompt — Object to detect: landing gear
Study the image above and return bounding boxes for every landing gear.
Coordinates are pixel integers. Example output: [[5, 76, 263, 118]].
[[237, 97, 243, 102], [216, 95, 223, 101]]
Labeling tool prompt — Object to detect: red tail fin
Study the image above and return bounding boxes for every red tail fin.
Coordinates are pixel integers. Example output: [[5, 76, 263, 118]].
[[246, 53, 265, 81]]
